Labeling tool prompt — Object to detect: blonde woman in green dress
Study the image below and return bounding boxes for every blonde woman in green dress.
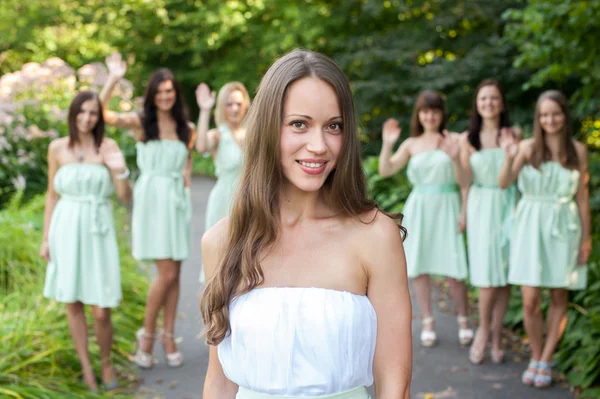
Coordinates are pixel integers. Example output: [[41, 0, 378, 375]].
[[499, 90, 591, 388], [379, 90, 472, 348], [100, 53, 196, 369], [41, 91, 132, 392], [459, 80, 518, 365], [195, 81, 250, 283]]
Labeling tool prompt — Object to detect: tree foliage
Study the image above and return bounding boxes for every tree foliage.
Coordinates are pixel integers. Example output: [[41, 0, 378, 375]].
[[503, 0, 600, 116]]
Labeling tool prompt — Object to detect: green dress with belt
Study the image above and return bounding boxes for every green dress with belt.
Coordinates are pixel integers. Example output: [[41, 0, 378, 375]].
[[467, 148, 516, 287], [403, 150, 468, 280], [132, 140, 191, 261], [508, 162, 586, 289], [43, 163, 122, 308]]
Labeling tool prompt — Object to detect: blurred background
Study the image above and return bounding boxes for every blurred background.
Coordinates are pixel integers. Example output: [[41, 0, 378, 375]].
[[1, 1, 598, 398]]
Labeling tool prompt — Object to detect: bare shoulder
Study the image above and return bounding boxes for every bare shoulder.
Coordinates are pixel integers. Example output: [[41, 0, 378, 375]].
[[49, 137, 68, 153], [207, 127, 220, 140], [348, 209, 405, 281], [573, 139, 588, 158], [101, 137, 118, 147], [398, 136, 414, 151], [351, 209, 404, 251], [201, 216, 231, 279]]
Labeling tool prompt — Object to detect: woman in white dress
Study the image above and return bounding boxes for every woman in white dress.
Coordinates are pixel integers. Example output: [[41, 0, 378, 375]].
[[200, 50, 412, 398]]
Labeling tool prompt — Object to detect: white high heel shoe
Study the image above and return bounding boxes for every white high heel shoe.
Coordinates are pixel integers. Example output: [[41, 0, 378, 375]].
[[160, 330, 184, 368], [457, 315, 474, 346], [420, 317, 437, 347], [133, 328, 155, 369]]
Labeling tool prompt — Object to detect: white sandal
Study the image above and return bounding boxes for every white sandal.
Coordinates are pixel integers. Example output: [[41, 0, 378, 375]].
[[133, 328, 155, 369], [160, 330, 184, 368], [420, 317, 437, 347], [457, 316, 474, 346]]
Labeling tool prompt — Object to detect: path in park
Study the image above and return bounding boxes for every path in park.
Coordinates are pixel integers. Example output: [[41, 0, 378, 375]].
[[135, 176, 571, 399]]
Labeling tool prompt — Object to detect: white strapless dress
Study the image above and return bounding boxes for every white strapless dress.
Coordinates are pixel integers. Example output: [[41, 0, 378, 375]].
[[218, 287, 377, 397]]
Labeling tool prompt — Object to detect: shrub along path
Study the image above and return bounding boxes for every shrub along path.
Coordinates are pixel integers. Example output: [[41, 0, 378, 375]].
[[135, 176, 572, 399]]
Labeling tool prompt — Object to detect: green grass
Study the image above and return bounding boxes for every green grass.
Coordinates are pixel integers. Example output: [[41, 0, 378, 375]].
[[0, 192, 149, 398]]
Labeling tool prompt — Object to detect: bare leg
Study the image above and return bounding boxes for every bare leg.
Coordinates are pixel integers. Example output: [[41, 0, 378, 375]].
[[412, 274, 433, 321], [490, 285, 511, 353], [91, 306, 115, 385], [66, 302, 97, 390], [161, 260, 182, 354], [141, 259, 180, 353], [472, 287, 495, 354], [521, 286, 544, 360], [447, 277, 469, 318], [540, 289, 568, 363]]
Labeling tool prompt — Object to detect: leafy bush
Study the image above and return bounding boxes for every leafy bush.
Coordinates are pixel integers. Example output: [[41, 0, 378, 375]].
[[364, 153, 600, 396], [0, 192, 147, 398], [0, 58, 138, 207]]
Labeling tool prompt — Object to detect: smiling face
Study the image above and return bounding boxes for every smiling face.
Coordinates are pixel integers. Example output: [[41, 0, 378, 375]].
[[76, 100, 100, 134], [418, 107, 443, 132], [280, 77, 343, 193], [538, 98, 565, 136], [154, 80, 177, 112], [225, 90, 248, 125], [476, 84, 503, 120]]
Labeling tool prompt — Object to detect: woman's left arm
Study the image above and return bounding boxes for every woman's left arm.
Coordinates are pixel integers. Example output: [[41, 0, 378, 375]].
[[363, 213, 412, 399], [575, 141, 592, 265], [101, 138, 132, 205], [441, 132, 469, 187], [184, 123, 197, 187]]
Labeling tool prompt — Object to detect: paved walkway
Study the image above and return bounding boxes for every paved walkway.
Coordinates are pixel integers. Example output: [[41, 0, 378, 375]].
[[136, 176, 572, 399]]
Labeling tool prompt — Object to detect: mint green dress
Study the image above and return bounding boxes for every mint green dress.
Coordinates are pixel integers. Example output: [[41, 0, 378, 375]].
[[508, 162, 586, 290], [467, 148, 517, 287], [204, 124, 243, 231], [200, 125, 243, 283], [43, 163, 122, 308], [132, 140, 191, 261], [403, 150, 468, 280]]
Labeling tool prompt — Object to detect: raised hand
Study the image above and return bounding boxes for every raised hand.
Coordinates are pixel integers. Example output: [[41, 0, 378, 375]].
[[382, 118, 402, 144], [105, 52, 127, 79], [440, 130, 460, 160], [196, 83, 216, 111], [499, 127, 518, 158], [101, 141, 127, 173]]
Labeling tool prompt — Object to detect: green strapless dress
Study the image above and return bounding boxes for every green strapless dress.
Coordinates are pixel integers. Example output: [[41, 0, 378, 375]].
[[204, 124, 243, 231], [508, 162, 586, 289], [403, 150, 468, 280], [43, 163, 122, 308], [199, 125, 243, 283], [132, 140, 191, 261], [467, 148, 516, 287]]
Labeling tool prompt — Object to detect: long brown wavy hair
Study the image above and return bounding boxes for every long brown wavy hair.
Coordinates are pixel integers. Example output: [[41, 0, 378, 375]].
[[67, 91, 104, 151], [467, 79, 510, 150], [409, 90, 446, 137], [200, 50, 406, 345], [530, 90, 579, 170]]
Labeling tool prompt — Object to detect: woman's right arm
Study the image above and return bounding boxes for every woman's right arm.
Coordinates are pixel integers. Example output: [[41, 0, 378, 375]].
[[40, 140, 61, 261], [201, 218, 238, 398], [378, 118, 410, 178], [498, 135, 529, 189], [195, 83, 220, 154], [99, 53, 142, 133]]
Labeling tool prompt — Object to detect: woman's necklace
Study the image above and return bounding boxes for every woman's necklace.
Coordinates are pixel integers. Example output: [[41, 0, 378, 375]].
[[74, 148, 85, 162]]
